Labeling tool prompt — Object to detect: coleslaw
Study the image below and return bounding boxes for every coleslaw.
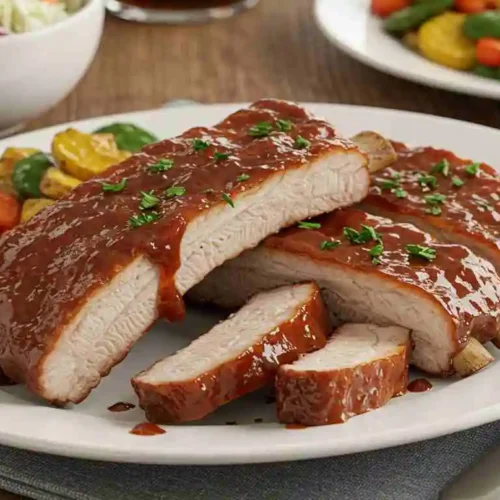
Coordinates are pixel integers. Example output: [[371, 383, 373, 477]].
[[0, 0, 86, 35]]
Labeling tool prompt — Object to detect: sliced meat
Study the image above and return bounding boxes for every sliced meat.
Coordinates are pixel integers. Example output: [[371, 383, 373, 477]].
[[361, 142, 500, 273], [133, 283, 330, 424], [276, 324, 410, 426], [191, 208, 500, 376], [0, 99, 369, 405]]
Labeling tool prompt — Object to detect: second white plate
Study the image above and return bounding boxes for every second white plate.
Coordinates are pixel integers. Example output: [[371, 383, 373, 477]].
[[315, 0, 500, 100]]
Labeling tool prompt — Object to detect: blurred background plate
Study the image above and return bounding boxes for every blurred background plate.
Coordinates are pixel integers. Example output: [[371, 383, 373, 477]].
[[315, 0, 500, 100]]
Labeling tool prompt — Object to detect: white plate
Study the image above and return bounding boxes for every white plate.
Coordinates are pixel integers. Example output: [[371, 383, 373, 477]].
[[1, 103, 500, 465], [315, 0, 500, 100]]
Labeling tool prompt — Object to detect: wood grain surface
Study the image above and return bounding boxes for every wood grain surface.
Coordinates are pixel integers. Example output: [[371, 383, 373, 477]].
[[3, 0, 499, 498]]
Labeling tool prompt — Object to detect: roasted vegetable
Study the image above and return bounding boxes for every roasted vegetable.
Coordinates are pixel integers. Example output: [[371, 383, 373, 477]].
[[418, 12, 476, 70], [93, 123, 158, 153], [1, 147, 40, 162], [402, 31, 419, 51], [0, 147, 41, 197], [384, 0, 453, 34], [371, 0, 411, 18], [0, 192, 21, 232], [52, 129, 130, 181], [455, 0, 492, 13], [20, 198, 55, 223], [463, 11, 500, 40], [476, 38, 500, 67], [473, 63, 500, 79], [40, 167, 82, 199], [12, 152, 54, 198]]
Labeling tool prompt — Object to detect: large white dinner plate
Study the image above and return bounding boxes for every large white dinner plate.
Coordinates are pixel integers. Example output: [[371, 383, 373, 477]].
[[1, 103, 500, 465], [315, 0, 500, 100]]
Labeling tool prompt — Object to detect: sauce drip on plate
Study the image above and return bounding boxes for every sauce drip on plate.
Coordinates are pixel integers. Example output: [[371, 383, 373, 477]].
[[407, 378, 433, 393], [130, 422, 166, 436]]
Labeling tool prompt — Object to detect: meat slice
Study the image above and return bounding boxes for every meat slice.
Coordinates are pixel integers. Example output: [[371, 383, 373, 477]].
[[191, 208, 500, 376], [0, 99, 369, 405], [276, 324, 410, 426], [361, 142, 500, 273], [132, 283, 330, 424]]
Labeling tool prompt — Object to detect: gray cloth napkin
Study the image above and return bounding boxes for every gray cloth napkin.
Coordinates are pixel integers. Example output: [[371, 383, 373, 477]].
[[1, 421, 500, 500]]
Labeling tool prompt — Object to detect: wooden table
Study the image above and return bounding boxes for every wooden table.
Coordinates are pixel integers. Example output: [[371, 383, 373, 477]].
[[4, 0, 500, 498]]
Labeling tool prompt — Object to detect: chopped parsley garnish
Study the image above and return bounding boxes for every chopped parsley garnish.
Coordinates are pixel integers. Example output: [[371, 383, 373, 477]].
[[452, 176, 464, 188], [377, 178, 399, 190], [248, 122, 273, 138], [418, 174, 438, 190], [139, 190, 160, 210], [465, 162, 480, 176], [406, 244, 436, 261], [392, 187, 407, 199], [101, 178, 127, 193], [213, 152, 230, 161], [391, 172, 401, 180], [343, 225, 380, 245], [298, 221, 321, 230], [369, 242, 384, 265], [129, 211, 160, 229], [222, 192, 234, 208], [320, 240, 340, 251], [165, 186, 186, 198], [295, 135, 311, 149], [277, 119, 293, 132], [149, 159, 174, 172], [430, 159, 450, 177], [192, 138, 210, 151], [236, 173, 250, 182], [424, 193, 446, 205], [425, 206, 442, 216]]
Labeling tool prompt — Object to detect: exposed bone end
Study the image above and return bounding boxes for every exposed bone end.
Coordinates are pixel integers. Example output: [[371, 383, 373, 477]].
[[452, 338, 494, 377], [351, 131, 398, 173]]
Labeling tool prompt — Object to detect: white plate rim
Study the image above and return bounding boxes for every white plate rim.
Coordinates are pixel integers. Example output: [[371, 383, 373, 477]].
[[1, 102, 500, 465], [314, 0, 500, 100]]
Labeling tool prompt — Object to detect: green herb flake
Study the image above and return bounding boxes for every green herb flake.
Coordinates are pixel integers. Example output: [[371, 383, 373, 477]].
[[369, 242, 384, 265], [406, 244, 436, 261], [343, 225, 380, 245], [295, 135, 311, 149], [192, 138, 210, 151], [424, 193, 446, 205], [213, 152, 230, 161], [465, 163, 480, 176], [129, 211, 160, 229], [452, 176, 464, 188], [101, 178, 127, 193], [425, 206, 442, 216], [418, 174, 438, 190], [392, 187, 408, 199], [298, 221, 321, 230], [149, 159, 174, 173], [376, 178, 399, 190], [222, 192, 234, 208], [139, 190, 160, 210], [236, 173, 250, 183], [277, 119, 293, 132], [392, 172, 401, 181], [320, 240, 340, 251], [430, 159, 450, 177], [248, 122, 273, 138], [165, 186, 186, 198]]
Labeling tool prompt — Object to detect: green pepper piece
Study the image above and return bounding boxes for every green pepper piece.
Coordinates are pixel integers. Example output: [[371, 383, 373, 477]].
[[472, 65, 500, 81], [463, 12, 500, 41], [384, 0, 454, 34], [12, 152, 54, 198], [93, 123, 158, 153]]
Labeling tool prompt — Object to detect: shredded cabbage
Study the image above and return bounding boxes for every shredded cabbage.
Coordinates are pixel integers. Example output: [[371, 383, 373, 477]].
[[0, 0, 85, 34]]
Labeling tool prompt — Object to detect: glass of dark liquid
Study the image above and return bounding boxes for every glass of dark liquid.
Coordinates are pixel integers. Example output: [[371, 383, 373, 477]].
[[106, 0, 260, 23]]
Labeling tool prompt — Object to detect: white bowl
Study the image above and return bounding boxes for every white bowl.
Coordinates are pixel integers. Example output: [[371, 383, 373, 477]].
[[0, 0, 105, 135]]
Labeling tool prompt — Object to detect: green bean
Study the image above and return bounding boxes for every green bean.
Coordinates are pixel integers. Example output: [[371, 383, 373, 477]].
[[384, 0, 454, 34]]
